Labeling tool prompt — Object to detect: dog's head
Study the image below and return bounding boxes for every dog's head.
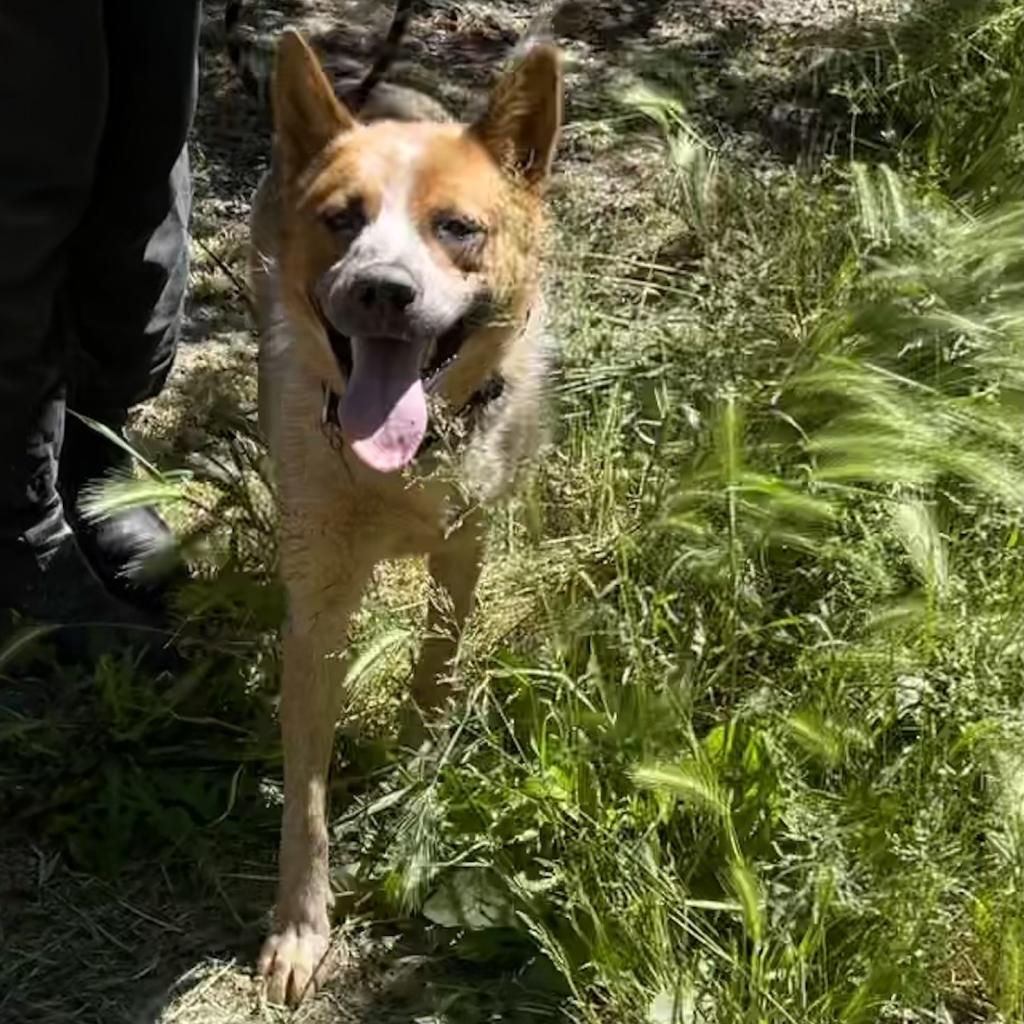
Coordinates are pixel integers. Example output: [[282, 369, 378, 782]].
[[270, 30, 562, 473]]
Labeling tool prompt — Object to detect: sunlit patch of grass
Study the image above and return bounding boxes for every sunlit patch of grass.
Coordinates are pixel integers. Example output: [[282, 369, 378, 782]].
[[356, 8, 1024, 1019]]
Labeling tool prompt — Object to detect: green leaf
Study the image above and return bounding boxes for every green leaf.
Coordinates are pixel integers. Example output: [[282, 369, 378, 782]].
[[632, 760, 730, 819], [68, 410, 161, 477], [423, 868, 517, 931], [78, 474, 193, 522], [728, 858, 764, 947], [786, 709, 845, 768]]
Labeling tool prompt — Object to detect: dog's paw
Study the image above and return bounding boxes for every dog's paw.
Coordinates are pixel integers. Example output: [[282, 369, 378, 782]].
[[258, 922, 330, 1006]]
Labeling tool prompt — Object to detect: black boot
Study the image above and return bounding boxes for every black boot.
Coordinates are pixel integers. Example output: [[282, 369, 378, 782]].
[[61, 413, 188, 616], [0, 516, 167, 664]]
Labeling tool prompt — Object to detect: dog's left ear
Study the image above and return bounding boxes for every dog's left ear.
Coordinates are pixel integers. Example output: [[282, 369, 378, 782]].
[[273, 29, 356, 181], [472, 43, 562, 187]]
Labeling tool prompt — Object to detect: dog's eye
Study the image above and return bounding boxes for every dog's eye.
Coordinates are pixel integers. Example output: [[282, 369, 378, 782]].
[[321, 200, 366, 235], [435, 214, 484, 244]]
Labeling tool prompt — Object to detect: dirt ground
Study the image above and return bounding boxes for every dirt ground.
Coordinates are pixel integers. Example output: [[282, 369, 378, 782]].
[[2, 2, 914, 1022]]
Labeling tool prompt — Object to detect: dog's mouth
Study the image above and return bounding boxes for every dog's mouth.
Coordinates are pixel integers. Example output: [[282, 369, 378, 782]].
[[322, 314, 470, 389], [317, 305, 474, 473]]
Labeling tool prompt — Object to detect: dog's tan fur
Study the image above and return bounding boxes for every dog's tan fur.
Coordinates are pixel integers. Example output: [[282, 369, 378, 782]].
[[247, 30, 562, 1005]]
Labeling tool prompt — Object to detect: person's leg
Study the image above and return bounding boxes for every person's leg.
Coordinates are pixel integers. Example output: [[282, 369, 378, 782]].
[[61, 0, 201, 606], [0, 2, 151, 631]]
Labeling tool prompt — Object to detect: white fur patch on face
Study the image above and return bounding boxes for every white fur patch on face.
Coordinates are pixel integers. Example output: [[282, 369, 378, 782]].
[[338, 132, 477, 344], [355, 136, 427, 268]]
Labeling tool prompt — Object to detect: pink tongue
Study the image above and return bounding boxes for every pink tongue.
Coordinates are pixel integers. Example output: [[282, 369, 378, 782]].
[[339, 336, 428, 473]]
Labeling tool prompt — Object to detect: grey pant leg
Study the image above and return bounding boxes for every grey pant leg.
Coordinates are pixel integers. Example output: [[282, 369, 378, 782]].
[[0, 3, 107, 546], [68, 0, 201, 421]]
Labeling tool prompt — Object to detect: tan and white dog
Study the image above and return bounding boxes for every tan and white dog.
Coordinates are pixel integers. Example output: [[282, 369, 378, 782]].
[[247, 22, 562, 1006]]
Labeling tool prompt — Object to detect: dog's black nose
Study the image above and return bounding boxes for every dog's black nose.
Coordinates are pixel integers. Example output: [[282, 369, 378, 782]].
[[354, 267, 417, 314]]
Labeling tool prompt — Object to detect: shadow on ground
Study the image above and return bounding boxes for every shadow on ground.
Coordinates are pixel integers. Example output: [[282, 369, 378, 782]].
[[0, 833, 261, 1023]]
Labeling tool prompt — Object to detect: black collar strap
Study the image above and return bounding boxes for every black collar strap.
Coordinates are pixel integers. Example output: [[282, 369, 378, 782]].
[[321, 387, 343, 451]]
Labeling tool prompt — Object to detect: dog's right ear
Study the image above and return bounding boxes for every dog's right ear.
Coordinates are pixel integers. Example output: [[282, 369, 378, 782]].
[[472, 43, 562, 188], [273, 29, 356, 180]]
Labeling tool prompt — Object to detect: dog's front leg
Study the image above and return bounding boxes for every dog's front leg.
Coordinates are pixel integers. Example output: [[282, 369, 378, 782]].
[[410, 512, 485, 712], [259, 578, 366, 1006]]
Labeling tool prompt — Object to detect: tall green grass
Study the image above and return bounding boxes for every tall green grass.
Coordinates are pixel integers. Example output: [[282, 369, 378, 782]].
[[353, 6, 1024, 1021]]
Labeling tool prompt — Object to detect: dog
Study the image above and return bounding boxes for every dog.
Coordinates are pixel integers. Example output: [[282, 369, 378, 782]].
[[245, 8, 563, 1006]]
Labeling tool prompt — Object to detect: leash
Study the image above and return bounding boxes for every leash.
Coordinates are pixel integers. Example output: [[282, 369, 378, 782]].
[[225, 0, 415, 108]]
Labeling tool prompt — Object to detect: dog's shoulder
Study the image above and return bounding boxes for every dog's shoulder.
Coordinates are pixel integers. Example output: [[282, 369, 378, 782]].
[[459, 301, 558, 504]]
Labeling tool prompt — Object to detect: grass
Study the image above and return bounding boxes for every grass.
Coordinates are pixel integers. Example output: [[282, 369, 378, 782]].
[[5, 1, 1024, 1021]]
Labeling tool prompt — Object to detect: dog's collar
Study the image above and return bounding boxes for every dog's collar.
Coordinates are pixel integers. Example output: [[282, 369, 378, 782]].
[[320, 375, 506, 458]]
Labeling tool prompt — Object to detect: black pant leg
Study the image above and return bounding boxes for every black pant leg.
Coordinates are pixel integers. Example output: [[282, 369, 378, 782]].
[[67, 0, 201, 422], [0, 3, 106, 546]]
